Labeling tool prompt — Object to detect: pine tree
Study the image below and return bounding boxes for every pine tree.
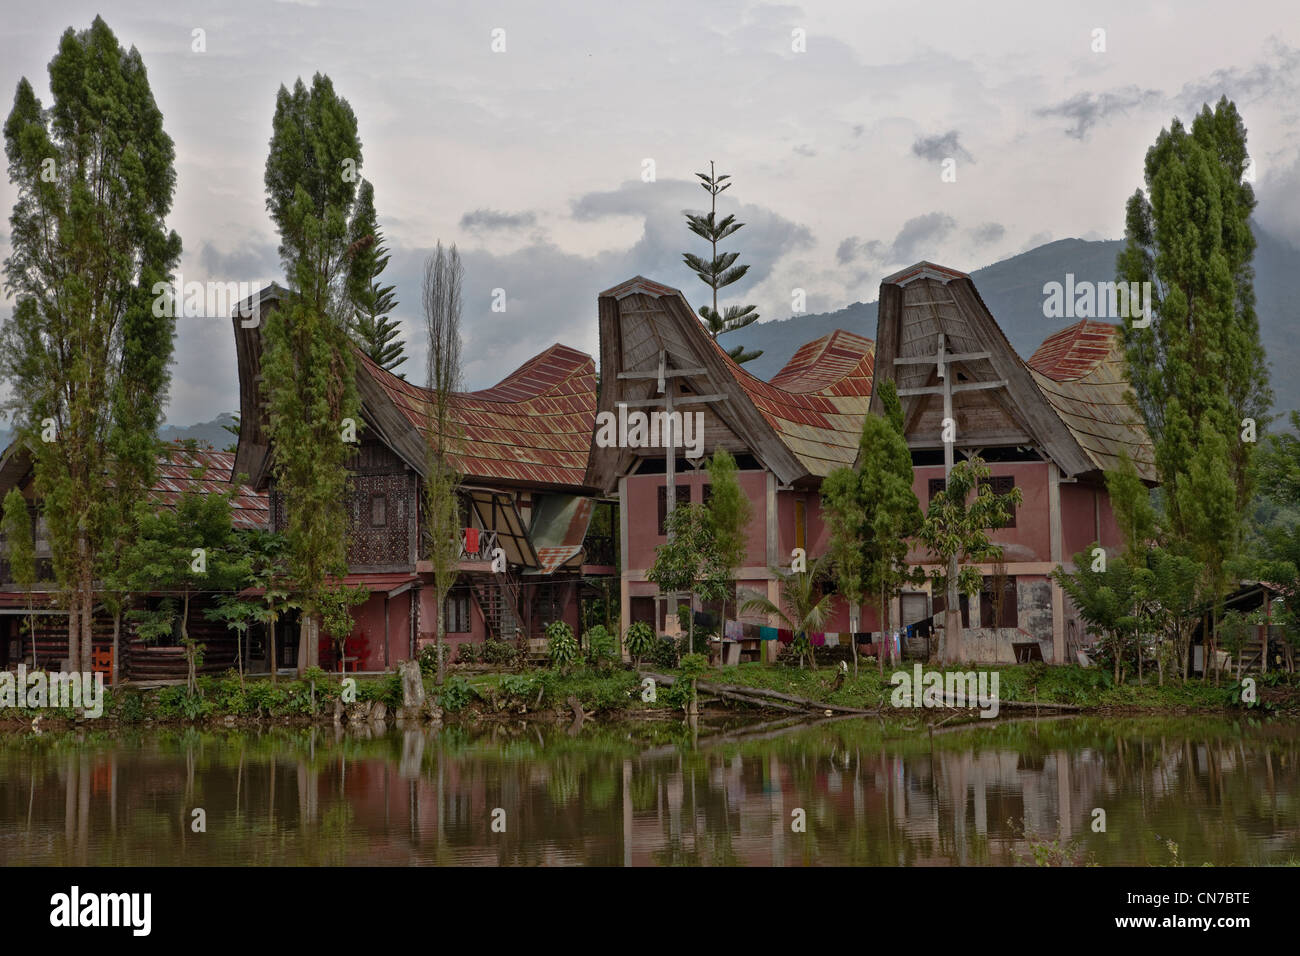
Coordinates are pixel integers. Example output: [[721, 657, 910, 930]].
[[822, 380, 923, 674], [0, 17, 180, 671], [683, 162, 763, 364], [348, 179, 406, 375], [262, 73, 364, 672]]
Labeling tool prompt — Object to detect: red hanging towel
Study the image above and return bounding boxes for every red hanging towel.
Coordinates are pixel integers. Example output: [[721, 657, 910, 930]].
[[777, 628, 794, 644], [810, 632, 825, 646], [464, 527, 479, 554]]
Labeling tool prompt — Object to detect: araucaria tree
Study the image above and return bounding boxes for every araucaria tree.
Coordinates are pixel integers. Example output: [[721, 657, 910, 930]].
[[0, 17, 181, 671], [916, 456, 1021, 663], [421, 242, 465, 685], [1118, 97, 1270, 651], [262, 73, 365, 673], [347, 179, 406, 375], [821, 380, 922, 675], [683, 162, 763, 364]]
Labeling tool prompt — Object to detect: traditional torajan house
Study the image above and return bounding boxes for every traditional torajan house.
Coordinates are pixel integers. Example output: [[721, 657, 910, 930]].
[[875, 262, 1154, 663], [587, 276, 877, 664], [588, 265, 1154, 665], [0, 443, 269, 680], [231, 286, 615, 672]]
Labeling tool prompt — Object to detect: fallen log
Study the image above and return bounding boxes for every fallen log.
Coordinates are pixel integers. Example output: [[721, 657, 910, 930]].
[[641, 672, 877, 716]]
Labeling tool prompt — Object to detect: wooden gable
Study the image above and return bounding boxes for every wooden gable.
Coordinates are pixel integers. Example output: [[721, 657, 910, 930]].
[[871, 263, 1098, 477]]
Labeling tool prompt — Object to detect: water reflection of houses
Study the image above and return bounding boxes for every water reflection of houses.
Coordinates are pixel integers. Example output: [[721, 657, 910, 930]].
[[4, 724, 1298, 866]]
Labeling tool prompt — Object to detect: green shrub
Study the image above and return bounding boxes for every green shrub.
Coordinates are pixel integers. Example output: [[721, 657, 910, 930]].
[[482, 640, 520, 667], [646, 634, 679, 669], [419, 643, 450, 675], [457, 642, 481, 665], [546, 621, 579, 670], [584, 625, 618, 669], [500, 673, 539, 699], [437, 675, 475, 712], [624, 621, 656, 664]]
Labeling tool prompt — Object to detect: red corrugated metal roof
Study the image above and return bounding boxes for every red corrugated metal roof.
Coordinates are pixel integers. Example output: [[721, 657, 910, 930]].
[[356, 345, 597, 488], [151, 443, 269, 530], [1027, 319, 1121, 381], [718, 330, 875, 476]]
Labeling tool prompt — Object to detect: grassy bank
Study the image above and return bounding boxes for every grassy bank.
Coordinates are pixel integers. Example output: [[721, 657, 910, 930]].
[[2, 659, 1295, 730]]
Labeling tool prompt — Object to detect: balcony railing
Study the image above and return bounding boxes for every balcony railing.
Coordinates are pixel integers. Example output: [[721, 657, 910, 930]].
[[583, 534, 615, 567], [460, 528, 499, 562]]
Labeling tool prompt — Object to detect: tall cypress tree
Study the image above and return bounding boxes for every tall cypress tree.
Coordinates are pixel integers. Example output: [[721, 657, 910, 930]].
[[822, 379, 922, 674], [262, 73, 364, 671], [0, 17, 180, 670], [683, 161, 763, 364], [347, 178, 406, 375], [1118, 97, 1270, 659]]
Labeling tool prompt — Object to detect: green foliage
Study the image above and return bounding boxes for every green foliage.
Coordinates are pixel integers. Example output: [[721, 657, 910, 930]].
[[437, 675, 474, 712], [346, 179, 406, 374], [1, 489, 35, 592], [419, 642, 450, 677], [583, 624, 618, 669], [741, 558, 834, 670], [647, 502, 731, 653], [482, 640, 520, 667], [261, 72, 365, 626], [546, 621, 579, 670], [682, 162, 762, 363], [0, 16, 181, 669], [420, 241, 465, 686], [821, 378, 922, 671], [646, 634, 680, 669], [624, 621, 656, 665], [118, 466, 248, 693], [916, 456, 1021, 661], [1118, 97, 1268, 615]]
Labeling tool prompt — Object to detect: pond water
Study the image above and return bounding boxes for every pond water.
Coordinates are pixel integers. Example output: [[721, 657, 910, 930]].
[[1, 716, 1296, 866]]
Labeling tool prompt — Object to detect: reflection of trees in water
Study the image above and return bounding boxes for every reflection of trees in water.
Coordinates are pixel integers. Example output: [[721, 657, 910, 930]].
[[0, 719, 1298, 865]]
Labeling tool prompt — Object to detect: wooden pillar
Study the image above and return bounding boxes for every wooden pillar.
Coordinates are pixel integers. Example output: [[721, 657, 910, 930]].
[[1048, 463, 1065, 665], [384, 593, 391, 669]]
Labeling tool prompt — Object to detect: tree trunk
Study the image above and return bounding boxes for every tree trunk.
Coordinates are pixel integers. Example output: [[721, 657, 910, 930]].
[[849, 606, 859, 678], [269, 618, 277, 685], [111, 609, 120, 687], [66, 602, 79, 671], [182, 591, 193, 694], [436, 605, 445, 686], [80, 586, 93, 677]]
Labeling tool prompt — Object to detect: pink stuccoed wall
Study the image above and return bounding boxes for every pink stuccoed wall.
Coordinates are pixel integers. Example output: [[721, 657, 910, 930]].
[[1060, 481, 1123, 559], [624, 470, 769, 571], [329, 590, 415, 672], [904, 461, 1052, 565]]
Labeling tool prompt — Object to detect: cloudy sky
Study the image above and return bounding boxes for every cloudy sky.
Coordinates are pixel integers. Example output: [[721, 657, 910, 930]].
[[2, 0, 1299, 426]]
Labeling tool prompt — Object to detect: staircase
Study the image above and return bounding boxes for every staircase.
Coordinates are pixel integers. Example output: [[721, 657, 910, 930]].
[[472, 572, 523, 643]]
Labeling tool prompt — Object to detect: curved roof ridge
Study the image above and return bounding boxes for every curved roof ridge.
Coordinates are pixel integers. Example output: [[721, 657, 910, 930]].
[[1027, 319, 1122, 381], [768, 328, 875, 394], [355, 342, 594, 406]]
